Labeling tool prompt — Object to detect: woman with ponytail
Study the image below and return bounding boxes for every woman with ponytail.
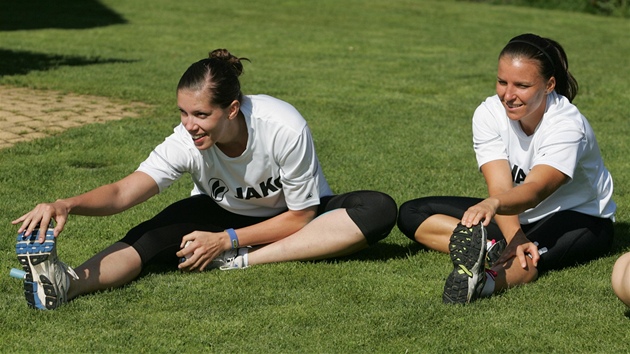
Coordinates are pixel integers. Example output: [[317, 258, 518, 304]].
[[12, 49, 397, 309], [398, 34, 615, 304]]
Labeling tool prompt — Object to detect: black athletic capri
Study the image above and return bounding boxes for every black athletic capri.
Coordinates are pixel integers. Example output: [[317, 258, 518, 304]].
[[120, 190, 397, 267], [397, 196, 614, 273]]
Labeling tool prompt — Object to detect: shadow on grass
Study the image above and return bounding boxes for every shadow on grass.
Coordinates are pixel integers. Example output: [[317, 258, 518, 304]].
[[344, 241, 425, 262], [138, 241, 425, 278], [134, 222, 630, 278], [0, 0, 126, 31], [0, 49, 137, 77], [611, 222, 630, 254]]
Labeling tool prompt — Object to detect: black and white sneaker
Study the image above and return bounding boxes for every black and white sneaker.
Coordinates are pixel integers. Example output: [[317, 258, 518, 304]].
[[443, 223, 487, 304], [214, 248, 249, 270], [486, 238, 507, 268], [15, 225, 77, 310]]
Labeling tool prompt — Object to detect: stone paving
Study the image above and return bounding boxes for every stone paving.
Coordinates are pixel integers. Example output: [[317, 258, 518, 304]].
[[0, 85, 148, 149]]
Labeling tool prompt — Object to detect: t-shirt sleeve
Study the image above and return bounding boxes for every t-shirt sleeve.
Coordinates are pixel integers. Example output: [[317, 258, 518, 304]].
[[276, 125, 322, 210], [136, 132, 195, 193], [472, 102, 508, 168]]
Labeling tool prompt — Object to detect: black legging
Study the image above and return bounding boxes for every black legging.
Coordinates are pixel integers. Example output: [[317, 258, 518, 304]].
[[398, 196, 614, 273], [120, 191, 397, 267]]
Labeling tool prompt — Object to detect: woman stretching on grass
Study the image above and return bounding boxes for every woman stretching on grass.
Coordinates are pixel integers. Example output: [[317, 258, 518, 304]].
[[397, 33, 616, 304], [12, 49, 398, 310]]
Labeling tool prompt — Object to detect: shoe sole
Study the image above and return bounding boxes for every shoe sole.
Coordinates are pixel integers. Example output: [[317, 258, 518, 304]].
[[443, 224, 487, 304], [15, 228, 61, 310]]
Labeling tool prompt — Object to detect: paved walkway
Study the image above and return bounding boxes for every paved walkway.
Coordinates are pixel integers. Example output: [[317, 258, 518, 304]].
[[0, 85, 148, 149]]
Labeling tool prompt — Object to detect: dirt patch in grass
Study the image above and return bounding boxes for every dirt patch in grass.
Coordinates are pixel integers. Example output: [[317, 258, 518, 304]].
[[0, 85, 149, 149]]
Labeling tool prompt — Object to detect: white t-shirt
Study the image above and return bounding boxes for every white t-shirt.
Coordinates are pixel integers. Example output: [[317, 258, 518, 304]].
[[472, 91, 616, 224], [137, 94, 332, 217]]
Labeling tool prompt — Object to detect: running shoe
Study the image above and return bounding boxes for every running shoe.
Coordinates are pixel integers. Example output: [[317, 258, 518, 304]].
[[180, 246, 249, 270], [486, 238, 507, 267], [15, 225, 77, 310], [443, 223, 487, 304], [214, 248, 249, 270]]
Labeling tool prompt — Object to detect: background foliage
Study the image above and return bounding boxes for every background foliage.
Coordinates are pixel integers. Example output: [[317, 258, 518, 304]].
[[461, 0, 629, 17]]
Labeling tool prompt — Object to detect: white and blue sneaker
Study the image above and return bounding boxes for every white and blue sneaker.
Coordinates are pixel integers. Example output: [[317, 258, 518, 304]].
[[179, 246, 249, 270], [15, 225, 78, 310], [211, 248, 249, 270], [443, 223, 487, 304]]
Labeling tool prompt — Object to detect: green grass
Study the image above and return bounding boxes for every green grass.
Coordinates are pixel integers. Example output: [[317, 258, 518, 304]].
[[1, 0, 630, 352]]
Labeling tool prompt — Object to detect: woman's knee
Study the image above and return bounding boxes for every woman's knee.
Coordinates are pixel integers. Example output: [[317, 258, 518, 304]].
[[372, 191, 398, 224], [397, 197, 444, 242], [397, 199, 424, 241], [397, 197, 479, 238], [342, 191, 398, 244], [612, 253, 630, 306]]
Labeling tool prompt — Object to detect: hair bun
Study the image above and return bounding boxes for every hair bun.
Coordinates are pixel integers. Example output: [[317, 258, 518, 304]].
[[208, 49, 249, 76]]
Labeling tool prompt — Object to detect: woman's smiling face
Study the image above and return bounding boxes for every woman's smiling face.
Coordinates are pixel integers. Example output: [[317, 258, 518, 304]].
[[177, 89, 233, 150], [496, 55, 555, 134]]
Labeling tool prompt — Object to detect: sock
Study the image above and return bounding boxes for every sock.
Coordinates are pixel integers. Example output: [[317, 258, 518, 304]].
[[480, 269, 496, 297], [239, 247, 249, 267]]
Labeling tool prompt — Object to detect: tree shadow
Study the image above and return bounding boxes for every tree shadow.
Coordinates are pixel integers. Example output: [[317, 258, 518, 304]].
[[0, 0, 126, 31], [0, 49, 136, 77]]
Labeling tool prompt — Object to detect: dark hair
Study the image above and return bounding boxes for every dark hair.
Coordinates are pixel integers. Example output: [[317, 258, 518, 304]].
[[177, 49, 250, 108], [499, 33, 578, 102]]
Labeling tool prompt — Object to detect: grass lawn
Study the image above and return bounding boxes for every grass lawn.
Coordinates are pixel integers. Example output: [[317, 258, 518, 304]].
[[1, 0, 629, 352]]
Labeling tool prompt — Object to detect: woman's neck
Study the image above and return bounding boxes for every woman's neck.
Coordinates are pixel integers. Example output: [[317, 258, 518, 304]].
[[216, 111, 247, 157]]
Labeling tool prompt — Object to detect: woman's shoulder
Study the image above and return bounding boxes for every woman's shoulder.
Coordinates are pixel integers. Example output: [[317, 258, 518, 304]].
[[478, 94, 502, 109], [473, 94, 504, 122], [546, 92, 581, 116], [245, 94, 299, 112], [536, 93, 589, 143], [171, 123, 195, 143], [544, 92, 585, 127], [157, 123, 201, 154], [243, 94, 307, 131]]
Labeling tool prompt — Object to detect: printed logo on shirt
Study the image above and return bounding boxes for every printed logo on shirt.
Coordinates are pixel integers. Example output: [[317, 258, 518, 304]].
[[209, 178, 229, 202], [511, 164, 527, 184], [234, 176, 282, 200]]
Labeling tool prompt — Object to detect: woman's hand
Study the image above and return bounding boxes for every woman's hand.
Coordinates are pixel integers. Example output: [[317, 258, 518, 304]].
[[177, 230, 232, 271], [12, 200, 71, 242], [461, 197, 499, 228], [495, 232, 540, 268]]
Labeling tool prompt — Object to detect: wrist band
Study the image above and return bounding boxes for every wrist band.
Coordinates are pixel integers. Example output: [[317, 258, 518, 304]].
[[226, 228, 239, 249]]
